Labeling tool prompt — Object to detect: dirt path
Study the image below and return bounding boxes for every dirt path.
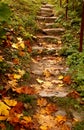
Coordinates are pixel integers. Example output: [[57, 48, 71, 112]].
[[29, 2, 84, 130]]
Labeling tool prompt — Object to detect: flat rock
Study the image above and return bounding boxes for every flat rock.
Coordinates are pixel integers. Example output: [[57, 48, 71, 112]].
[[39, 91, 68, 97], [42, 4, 54, 8], [36, 16, 57, 22], [37, 12, 54, 17], [43, 28, 65, 35], [40, 7, 53, 12], [37, 35, 61, 41]]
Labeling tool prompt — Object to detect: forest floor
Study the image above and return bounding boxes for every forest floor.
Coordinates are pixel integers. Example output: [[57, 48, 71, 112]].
[[0, 1, 84, 130]]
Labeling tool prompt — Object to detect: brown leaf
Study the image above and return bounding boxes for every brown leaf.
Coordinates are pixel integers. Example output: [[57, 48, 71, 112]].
[[63, 75, 72, 85], [9, 102, 24, 115], [0, 123, 6, 130], [18, 51, 25, 56], [67, 91, 80, 99], [12, 58, 19, 64], [24, 40, 32, 53]]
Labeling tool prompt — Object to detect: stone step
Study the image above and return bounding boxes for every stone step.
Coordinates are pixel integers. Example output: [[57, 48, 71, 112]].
[[37, 12, 54, 17], [37, 35, 61, 41], [31, 46, 60, 56], [41, 4, 54, 8], [42, 28, 65, 35], [44, 23, 55, 28], [36, 16, 57, 22], [40, 7, 53, 12]]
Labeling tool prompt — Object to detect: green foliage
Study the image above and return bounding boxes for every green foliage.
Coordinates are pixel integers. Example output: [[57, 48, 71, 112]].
[[72, 120, 84, 130], [0, 2, 11, 22], [18, 94, 36, 103]]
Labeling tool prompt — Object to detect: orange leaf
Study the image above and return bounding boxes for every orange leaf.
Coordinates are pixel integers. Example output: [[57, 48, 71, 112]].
[[12, 58, 19, 64], [55, 115, 67, 125], [63, 75, 71, 85], [24, 40, 32, 53], [8, 116, 20, 125], [19, 51, 25, 56], [45, 103, 58, 114], [62, 123, 71, 130], [13, 86, 35, 95], [0, 123, 6, 129], [37, 98, 47, 107]]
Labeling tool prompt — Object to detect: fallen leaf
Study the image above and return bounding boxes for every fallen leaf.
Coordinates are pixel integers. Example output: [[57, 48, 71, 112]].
[[13, 86, 35, 95], [63, 75, 71, 85], [0, 116, 7, 121], [67, 91, 80, 99], [55, 115, 67, 125], [36, 78, 44, 84], [18, 69, 25, 76], [4, 99, 17, 107], [0, 56, 4, 62], [40, 125, 48, 130], [23, 116, 32, 123], [45, 103, 57, 114], [9, 102, 24, 115], [62, 123, 71, 130], [12, 43, 19, 49], [0, 123, 6, 129], [0, 102, 10, 116], [58, 75, 64, 80], [37, 98, 47, 107], [43, 69, 51, 78], [8, 116, 20, 125], [8, 80, 18, 87], [58, 40, 62, 44], [12, 58, 19, 64], [13, 74, 22, 79], [18, 51, 25, 56]]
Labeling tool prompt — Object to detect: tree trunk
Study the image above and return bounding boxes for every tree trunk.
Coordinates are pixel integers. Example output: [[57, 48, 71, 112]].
[[66, 0, 68, 20], [60, 0, 62, 7]]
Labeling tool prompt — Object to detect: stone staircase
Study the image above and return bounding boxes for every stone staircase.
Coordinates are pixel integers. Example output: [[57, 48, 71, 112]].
[[32, 3, 65, 56], [31, 3, 69, 97]]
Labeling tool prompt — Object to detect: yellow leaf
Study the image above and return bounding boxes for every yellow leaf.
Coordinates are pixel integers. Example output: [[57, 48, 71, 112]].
[[36, 78, 44, 84], [23, 116, 32, 123], [20, 42, 25, 49], [0, 116, 7, 121], [8, 80, 18, 87], [58, 84, 64, 87], [55, 115, 66, 124], [58, 40, 62, 44], [40, 125, 48, 130], [37, 98, 47, 107], [0, 102, 10, 116], [43, 69, 51, 78], [17, 37, 23, 42], [0, 56, 4, 62], [58, 75, 64, 80], [13, 74, 22, 79], [12, 43, 19, 49], [18, 69, 25, 76], [4, 99, 17, 107]]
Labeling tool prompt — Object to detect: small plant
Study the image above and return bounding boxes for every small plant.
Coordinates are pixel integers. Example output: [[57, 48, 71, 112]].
[[72, 120, 84, 130]]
